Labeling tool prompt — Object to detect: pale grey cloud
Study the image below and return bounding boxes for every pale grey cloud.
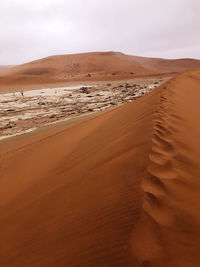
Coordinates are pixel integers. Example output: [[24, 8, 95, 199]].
[[0, 0, 199, 64]]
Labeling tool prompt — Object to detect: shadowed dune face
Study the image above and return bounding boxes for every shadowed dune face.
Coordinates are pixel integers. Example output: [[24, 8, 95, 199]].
[[0, 67, 200, 266], [0, 51, 200, 92]]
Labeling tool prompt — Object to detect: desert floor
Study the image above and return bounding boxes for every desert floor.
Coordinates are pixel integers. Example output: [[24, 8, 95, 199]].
[[0, 76, 169, 141]]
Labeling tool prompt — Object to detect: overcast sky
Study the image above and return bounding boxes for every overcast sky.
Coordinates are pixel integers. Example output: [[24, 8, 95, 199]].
[[0, 0, 200, 64]]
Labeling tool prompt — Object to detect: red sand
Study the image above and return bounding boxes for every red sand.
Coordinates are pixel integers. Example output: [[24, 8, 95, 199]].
[[0, 67, 200, 266], [1, 51, 200, 92]]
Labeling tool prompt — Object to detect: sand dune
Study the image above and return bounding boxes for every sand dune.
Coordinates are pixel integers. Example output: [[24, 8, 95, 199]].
[[131, 55, 200, 74], [131, 67, 200, 266], [0, 67, 200, 266], [1, 52, 200, 92]]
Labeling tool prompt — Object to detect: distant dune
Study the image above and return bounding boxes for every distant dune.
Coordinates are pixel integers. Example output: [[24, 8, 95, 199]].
[[0, 51, 200, 91], [0, 67, 200, 266], [131, 55, 200, 74]]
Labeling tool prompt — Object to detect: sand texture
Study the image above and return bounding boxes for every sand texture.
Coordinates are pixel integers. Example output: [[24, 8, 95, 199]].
[[0, 67, 200, 266]]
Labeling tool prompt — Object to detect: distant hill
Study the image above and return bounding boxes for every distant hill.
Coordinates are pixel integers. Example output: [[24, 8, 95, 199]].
[[130, 55, 200, 73], [0, 51, 200, 91]]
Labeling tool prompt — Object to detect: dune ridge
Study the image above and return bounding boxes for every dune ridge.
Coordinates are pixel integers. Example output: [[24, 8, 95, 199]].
[[131, 67, 200, 266]]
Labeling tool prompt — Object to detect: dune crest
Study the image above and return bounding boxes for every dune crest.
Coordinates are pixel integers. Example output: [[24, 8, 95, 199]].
[[131, 67, 200, 266]]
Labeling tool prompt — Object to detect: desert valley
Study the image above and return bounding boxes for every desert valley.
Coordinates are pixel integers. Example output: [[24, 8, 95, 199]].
[[0, 50, 200, 266], [1, 52, 199, 142]]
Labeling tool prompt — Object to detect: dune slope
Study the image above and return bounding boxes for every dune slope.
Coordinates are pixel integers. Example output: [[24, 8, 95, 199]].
[[0, 87, 160, 266], [0, 67, 200, 266]]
